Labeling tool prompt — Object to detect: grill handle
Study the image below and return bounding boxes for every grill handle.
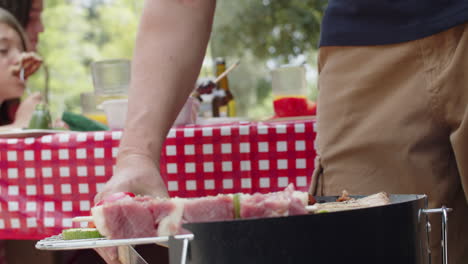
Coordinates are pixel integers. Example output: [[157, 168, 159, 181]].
[[180, 237, 190, 264], [421, 206, 452, 264]]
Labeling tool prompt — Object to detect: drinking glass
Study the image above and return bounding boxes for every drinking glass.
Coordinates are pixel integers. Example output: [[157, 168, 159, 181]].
[[271, 65, 309, 117], [91, 59, 131, 102], [271, 65, 307, 99]]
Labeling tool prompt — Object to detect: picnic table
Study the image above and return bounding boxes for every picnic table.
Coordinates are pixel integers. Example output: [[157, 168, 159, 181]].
[[0, 118, 316, 240]]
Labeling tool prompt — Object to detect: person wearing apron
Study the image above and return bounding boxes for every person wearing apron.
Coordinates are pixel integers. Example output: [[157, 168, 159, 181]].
[[310, 1, 468, 263]]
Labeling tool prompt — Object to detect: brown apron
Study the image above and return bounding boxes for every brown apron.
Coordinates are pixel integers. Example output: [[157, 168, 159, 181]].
[[311, 23, 468, 264]]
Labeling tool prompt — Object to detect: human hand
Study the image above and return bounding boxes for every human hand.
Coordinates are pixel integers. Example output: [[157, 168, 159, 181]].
[[94, 152, 169, 203], [12, 92, 42, 128], [93, 152, 169, 263], [11, 52, 43, 80]]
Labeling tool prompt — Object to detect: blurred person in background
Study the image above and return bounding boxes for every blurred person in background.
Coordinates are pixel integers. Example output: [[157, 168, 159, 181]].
[[0, 3, 49, 263], [0, 0, 44, 129], [0, 5, 44, 264], [91, 0, 467, 263], [0, 7, 41, 129]]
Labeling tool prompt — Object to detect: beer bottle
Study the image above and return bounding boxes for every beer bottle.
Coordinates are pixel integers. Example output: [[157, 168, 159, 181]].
[[215, 57, 236, 117]]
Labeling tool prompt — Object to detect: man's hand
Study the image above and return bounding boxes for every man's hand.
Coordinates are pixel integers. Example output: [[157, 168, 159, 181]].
[[93, 153, 169, 264], [94, 153, 169, 204]]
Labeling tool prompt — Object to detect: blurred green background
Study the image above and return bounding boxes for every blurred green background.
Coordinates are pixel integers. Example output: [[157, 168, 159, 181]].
[[28, 0, 325, 120]]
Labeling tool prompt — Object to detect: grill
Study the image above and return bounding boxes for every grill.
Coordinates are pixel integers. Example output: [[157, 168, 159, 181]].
[[36, 194, 451, 264]]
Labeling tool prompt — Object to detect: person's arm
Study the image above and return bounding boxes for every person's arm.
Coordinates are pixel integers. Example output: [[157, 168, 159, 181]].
[[95, 0, 216, 201], [94, 2, 216, 262]]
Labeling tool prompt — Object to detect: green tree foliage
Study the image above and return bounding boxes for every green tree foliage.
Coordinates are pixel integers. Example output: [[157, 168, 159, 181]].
[[27, 0, 140, 116], [91, 0, 139, 59], [212, 0, 325, 62], [210, 0, 324, 118], [28, 2, 96, 116], [26, 0, 323, 119]]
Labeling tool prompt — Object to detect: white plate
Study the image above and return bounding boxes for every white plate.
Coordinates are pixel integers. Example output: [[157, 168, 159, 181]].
[[0, 129, 69, 139]]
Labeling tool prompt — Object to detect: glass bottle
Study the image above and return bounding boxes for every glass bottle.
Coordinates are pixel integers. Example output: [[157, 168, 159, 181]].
[[28, 103, 51, 129], [215, 57, 236, 117]]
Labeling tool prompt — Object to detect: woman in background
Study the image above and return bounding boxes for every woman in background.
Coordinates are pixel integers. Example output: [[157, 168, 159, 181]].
[[0, 7, 42, 129], [0, 0, 44, 129]]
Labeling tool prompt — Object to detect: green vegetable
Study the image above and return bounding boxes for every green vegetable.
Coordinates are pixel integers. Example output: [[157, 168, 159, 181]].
[[317, 210, 329, 214], [62, 111, 108, 131], [28, 103, 51, 129], [233, 193, 241, 219], [62, 228, 103, 240]]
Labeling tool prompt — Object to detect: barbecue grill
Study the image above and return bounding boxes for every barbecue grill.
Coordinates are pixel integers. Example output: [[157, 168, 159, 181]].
[[36, 194, 451, 264]]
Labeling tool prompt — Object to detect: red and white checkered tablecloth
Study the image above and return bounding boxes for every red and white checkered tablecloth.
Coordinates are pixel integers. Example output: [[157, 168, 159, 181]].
[[0, 119, 316, 240]]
